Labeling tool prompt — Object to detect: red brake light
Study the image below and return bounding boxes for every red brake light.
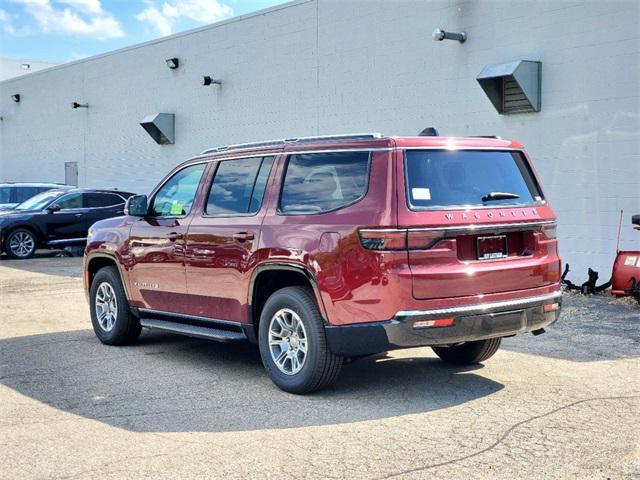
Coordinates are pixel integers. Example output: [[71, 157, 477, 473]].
[[359, 229, 407, 251], [414, 317, 455, 329]]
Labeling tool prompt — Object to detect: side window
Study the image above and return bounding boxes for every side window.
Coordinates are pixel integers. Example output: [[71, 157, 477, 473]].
[[56, 192, 84, 209], [0, 187, 11, 203], [206, 156, 275, 215], [84, 193, 124, 208], [15, 187, 42, 203], [280, 151, 370, 214], [150, 163, 205, 217]]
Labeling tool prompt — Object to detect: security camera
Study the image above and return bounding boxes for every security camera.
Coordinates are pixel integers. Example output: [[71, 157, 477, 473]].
[[72, 102, 88, 109], [165, 57, 179, 69], [432, 28, 466, 43], [11, 94, 20, 103], [201, 75, 222, 86]]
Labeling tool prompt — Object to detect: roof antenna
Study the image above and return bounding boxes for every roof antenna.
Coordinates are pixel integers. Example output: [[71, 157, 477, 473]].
[[418, 127, 439, 136]]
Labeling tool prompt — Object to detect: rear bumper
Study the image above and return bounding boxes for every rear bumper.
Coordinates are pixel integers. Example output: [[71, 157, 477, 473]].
[[325, 290, 562, 356]]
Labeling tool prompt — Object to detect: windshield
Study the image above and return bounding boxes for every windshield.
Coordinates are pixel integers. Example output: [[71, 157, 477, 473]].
[[404, 150, 544, 210], [14, 190, 63, 211]]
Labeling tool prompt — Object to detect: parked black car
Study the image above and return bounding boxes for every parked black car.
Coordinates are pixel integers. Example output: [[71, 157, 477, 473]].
[[0, 182, 72, 211], [0, 188, 135, 259]]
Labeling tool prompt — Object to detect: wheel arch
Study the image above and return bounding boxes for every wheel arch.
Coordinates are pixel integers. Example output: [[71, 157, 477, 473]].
[[248, 263, 329, 343], [85, 252, 130, 299]]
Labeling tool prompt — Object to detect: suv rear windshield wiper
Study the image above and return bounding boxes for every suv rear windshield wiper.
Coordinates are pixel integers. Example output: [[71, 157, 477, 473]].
[[481, 192, 521, 202]]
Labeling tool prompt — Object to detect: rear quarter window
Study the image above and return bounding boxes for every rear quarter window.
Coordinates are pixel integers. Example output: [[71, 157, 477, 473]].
[[279, 151, 370, 214], [404, 150, 543, 210]]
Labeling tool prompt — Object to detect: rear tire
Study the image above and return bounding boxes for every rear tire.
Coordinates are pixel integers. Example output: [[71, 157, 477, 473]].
[[4, 228, 37, 259], [432, 338, 502, 365], [258, 286, 343, 394], [90, 266, 141, 345]]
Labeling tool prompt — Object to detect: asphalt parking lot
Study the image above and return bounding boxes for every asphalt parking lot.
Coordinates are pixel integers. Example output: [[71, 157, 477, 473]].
[[1, 254, 638, 479]]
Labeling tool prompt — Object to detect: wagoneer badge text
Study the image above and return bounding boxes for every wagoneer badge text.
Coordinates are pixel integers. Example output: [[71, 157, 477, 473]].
[[445, 209, 539, 221]]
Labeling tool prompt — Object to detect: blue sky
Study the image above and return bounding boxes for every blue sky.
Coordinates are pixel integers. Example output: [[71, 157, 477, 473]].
[[0, 0, 287, 62]]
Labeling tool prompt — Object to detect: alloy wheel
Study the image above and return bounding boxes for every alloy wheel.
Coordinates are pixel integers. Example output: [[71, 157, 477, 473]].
[[95, 282, 118, 332], [9, 232, 35, 258], [268, 308, 308, 375]]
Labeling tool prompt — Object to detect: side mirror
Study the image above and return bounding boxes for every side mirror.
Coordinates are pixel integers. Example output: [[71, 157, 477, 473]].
[[46, 204, 61, 213], [124, 195, 148, 217]]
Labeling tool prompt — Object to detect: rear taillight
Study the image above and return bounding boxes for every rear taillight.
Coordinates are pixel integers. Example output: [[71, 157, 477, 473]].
[[359, 228, 447, 251], [407, 230, 444, 250], [541, 223, 557, 240], [358, 229, 406, 251]]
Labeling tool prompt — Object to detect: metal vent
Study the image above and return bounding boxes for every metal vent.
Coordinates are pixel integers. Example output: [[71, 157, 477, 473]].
[[477, 60, 541, 114], [140, 113, 175, 145]]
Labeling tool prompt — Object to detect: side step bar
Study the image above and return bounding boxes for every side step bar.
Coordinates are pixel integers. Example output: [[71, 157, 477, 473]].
[[140, 318, 247, 342]]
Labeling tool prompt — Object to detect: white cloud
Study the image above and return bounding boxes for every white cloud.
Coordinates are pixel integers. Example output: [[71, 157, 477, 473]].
[[137, 0, 233, 36], [10, 0, 124, 39]]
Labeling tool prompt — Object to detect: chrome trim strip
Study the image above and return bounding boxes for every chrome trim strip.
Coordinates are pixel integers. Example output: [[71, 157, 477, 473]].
[[192, 147, 392, 162], [359, 221, 556, 235], [410, 220, 556, 234], [395, 291, 562, 319], [137, 308, 243, 329], [48, 237, 87, 245], [200, 133, 383, 155]]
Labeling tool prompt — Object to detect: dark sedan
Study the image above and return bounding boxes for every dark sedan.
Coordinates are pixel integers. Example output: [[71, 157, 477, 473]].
[[0, 188, 135, 259]]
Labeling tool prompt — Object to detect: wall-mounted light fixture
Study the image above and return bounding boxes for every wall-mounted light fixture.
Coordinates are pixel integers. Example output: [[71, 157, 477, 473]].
[[11, 94, 20, 103], [432, 28, 466, 43], [20, 63, 31, 70], [72, 102, 88, 109], [165, 57, 179, 69], [201, 75, 222, 86]]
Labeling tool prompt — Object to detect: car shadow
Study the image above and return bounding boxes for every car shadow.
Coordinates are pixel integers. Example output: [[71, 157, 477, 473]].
[[0, 252, 82, 278], [501, 294, 639, 362], [0, 329, 503, 433]]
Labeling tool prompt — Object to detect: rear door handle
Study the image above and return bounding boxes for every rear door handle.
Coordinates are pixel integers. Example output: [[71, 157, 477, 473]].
[[75, 213, 83, 218], [233, 232, 254, 242], [168, 232, 184, 241]]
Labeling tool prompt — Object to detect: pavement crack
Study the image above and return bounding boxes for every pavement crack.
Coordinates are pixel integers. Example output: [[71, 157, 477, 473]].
[[372, 395, 640, 480]]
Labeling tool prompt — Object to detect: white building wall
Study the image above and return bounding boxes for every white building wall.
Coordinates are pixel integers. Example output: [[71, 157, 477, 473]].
[[0, 0, 638, 281], [0, 58, 59, 82]]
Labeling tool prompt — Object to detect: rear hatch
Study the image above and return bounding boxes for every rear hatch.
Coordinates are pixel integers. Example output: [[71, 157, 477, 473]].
[[399, 148, 560, 300]]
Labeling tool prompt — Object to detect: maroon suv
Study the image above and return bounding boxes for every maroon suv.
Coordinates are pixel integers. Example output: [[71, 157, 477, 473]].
[[84, 133, 562, 393]]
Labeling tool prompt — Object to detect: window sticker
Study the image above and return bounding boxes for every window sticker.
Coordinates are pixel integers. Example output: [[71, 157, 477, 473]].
[[412, 188, 431, 200], [624, 256, 637, 266], [170, 200, 184, 215]]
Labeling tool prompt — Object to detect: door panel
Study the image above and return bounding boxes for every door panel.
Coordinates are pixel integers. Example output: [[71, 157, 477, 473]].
[[128, 217, 191, 313], [127, 163, 206, 313], [185, 156, 275, 321], [42, 192, 88, 242]]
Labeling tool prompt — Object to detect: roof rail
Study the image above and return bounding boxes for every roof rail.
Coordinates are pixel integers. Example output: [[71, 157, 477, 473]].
[[200, 133, 382, 155]]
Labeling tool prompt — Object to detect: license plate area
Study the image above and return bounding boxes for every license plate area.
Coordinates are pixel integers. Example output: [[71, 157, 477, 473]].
[[477, 235, 508, 260]]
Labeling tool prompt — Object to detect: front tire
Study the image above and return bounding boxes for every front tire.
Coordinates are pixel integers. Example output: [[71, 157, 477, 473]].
[[4, 229, 37, 259], [258, 286, 343, 394], [90, 266, 141, 345], [432, 338, 502, 365]]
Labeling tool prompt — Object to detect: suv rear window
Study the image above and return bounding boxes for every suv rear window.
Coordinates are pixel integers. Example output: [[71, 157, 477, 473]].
[[405, 150, 543, 210], [280, 151, 370, 214]]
